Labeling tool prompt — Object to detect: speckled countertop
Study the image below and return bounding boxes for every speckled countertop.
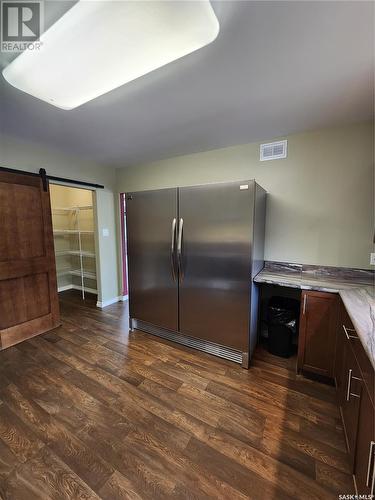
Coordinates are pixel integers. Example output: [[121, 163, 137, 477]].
[[254, 262, 375, 370]]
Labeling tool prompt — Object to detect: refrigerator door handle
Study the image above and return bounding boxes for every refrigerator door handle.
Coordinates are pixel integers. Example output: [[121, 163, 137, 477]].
[[177, 217, 184, 283], [170, 218, 177, 282]]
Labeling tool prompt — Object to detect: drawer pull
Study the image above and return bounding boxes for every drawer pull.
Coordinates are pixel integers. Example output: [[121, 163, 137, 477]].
[[343, 324, 358, 340], [366, 441, 375, 487], [346, 369, 353, 401], [346, 369, 362, 401], [303, 295, 307, 315]]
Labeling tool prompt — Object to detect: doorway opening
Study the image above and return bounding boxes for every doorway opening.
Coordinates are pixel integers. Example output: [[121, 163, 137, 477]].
[[50, 184, 98, 301]]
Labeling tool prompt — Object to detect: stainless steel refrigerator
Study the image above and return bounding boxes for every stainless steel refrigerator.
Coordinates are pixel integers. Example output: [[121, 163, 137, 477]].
[[126, 180, 266, 368]]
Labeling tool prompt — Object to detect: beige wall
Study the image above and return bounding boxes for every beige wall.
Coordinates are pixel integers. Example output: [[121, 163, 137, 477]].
[[117, 121, 374, 269], [0, 133, 116, 189], [0, 133, 120, 304], [95, 189, 120, 305]]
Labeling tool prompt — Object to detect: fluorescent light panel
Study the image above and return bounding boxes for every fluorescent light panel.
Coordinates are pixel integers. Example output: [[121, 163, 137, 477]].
[[3, 1, 219, 110]]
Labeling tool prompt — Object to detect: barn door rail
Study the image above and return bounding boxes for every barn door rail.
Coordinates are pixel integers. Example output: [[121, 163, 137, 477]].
[[0, 166, 105, 190]]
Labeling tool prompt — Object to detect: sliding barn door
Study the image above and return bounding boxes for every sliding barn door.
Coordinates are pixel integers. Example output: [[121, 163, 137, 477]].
[[0, 170, 60, 349]]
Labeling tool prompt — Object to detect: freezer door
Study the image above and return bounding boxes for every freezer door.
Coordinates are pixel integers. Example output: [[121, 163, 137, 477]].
[[126, 188, 178, 331], [178, 181, 254, 351]]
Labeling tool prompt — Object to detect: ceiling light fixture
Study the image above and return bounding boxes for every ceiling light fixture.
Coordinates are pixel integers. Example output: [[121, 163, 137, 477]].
[[2, 1, 219, 110]]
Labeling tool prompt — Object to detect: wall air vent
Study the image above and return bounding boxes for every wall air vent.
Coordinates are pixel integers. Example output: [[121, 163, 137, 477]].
[[260, 140, 287, 161]]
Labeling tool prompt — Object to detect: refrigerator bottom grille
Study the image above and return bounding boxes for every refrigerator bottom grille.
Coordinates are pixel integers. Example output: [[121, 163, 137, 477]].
[[132, 319, 243, 365]]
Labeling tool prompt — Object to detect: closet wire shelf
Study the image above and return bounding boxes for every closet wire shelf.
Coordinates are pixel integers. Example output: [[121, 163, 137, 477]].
[[52, 205, 96, 299]]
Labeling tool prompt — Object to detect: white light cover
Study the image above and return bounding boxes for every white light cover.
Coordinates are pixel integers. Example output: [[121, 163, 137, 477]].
[[3, 0, 219, 110]]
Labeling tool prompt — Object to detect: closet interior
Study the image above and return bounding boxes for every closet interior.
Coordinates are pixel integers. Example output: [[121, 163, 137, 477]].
[[50, 184, 98, 299]]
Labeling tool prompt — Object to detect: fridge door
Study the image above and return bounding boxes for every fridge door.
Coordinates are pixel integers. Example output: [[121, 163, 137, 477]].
[[178, 181, 254, 352], [126, 188, 178, 331]]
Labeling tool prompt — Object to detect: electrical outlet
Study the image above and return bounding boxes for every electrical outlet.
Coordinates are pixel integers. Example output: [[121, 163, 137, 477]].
[[102, 228, 109, 237], [370, 253, 375, 265]]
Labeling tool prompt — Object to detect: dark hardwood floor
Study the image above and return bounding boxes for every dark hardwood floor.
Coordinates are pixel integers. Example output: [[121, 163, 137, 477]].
[[0, 291, 354, 499]]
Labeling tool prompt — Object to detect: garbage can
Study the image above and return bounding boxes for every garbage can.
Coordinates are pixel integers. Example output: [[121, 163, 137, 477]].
[[267, 296, 300, 358]]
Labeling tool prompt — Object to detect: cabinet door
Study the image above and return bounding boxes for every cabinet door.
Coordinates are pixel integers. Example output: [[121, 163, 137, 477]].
[[354, 385, 375, 495], [334, 303, 347, 391], [341, 342, 362, 466], [297, 291, 338, 379]]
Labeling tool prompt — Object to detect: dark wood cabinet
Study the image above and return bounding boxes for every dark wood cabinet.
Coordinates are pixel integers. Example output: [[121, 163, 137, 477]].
[[297, 290, 338, 380], [334, 302, 347, 393], [340, 338, 362, 465], [332, 298, 375, 493], [299, 291, 375, 493], [354, 386, 375, 495]]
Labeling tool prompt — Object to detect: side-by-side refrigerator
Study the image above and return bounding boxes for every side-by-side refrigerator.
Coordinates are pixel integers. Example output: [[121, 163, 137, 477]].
[[126, 180, 266, 368]]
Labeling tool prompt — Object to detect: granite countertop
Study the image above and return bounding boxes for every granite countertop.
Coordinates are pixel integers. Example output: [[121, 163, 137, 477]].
[[254, 262, 375, 370]]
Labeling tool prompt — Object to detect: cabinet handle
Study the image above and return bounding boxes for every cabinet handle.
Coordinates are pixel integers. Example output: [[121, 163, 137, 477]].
[[343, 324, 358, 340], [303, 295, 307, 315], [366, 441, 375, 487], [346, 368, 362, 401], [346, 369, 353, 401]]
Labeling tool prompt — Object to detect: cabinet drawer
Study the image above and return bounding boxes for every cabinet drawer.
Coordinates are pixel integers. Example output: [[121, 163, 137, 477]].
[[341, 306, 374, 406], [354, 386, 375, 495], [352, 337, 374, 407], [341, 341, 362, 466], [334, 302, 348, 391]]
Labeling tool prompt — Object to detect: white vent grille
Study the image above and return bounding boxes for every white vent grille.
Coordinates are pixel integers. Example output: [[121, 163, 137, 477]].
[[260, 140, 287, 161]]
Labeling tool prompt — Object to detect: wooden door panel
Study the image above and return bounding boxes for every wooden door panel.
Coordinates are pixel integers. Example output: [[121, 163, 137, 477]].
[[0, 314, 54, 349], [303, 296, 333, 370], [0, 257, 48, 280], [24, 273, 51, 319], [0, 181, 45, 261], [0, 170, 60, 349], [298, 290, 338, 379], [0, 278, 28, 328]]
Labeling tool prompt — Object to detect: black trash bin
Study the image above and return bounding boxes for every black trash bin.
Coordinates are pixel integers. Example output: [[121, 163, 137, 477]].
[[267, 296, 300, 358]]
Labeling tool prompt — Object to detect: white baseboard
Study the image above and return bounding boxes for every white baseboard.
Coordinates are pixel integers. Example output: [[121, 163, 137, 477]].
[[58, 284, 74, 292], [59, 285, 124, 309], [96, 295, 127, 308], [58, 284, 98, 294]]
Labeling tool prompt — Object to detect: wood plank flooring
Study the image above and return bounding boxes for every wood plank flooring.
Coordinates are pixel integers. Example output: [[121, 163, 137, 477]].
[[0, 290, 354, 499]]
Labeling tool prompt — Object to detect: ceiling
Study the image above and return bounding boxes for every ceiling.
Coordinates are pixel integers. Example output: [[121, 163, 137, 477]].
[[0, 1, 373, 167]]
